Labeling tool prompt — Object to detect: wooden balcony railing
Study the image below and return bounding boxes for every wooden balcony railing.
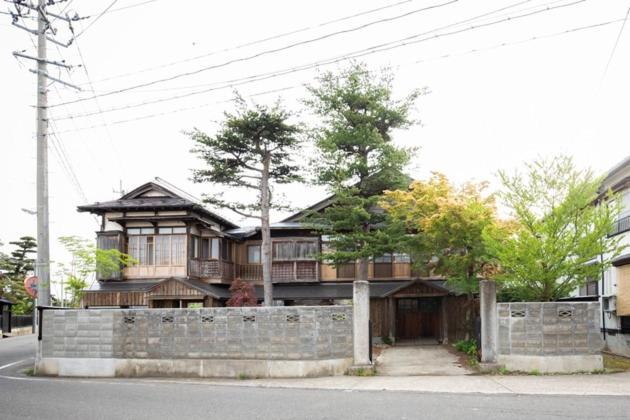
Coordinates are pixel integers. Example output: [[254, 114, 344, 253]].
[[189, 259, 234, 280], [236, 261, 319, 283]]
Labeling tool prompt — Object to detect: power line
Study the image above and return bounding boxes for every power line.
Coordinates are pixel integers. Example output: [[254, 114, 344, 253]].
[[73, 0, 119, 39], [52, 85, 298, 134], [50, 14, 622, 135], [52, 0, 588, 117], [84, 0, 424, 85], [73, 37, 124, 178], [601, 6, 630, 81], [412, 17, 627, 65], [49, 0, 461, 107]]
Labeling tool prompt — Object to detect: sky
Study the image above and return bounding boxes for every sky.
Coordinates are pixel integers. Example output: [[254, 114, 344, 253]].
[[0, 0, 629, 296]]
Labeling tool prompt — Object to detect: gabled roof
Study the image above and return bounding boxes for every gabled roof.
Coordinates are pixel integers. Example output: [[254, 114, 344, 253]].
[[281, 171, 413, 223], [77, 181, 238, 229]]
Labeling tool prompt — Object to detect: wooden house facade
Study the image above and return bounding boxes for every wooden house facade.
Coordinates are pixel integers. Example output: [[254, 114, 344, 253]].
[[79, 181, 472, 343]]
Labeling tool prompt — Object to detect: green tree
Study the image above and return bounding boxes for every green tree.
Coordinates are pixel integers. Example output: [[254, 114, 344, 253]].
[[382, 173, 509, 337], [58, 236, 136, 307], [485, 156, 625, 301], [0, 236, 37, 314], [188, 97, 302, 306], [304, 63, 420, 278]]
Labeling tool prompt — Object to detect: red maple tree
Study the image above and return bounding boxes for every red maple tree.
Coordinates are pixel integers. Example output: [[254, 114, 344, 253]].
[[226, 278, 258, 307]]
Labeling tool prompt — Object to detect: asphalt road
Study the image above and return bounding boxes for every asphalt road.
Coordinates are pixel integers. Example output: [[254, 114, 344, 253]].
[[1, 335, 629, 420]]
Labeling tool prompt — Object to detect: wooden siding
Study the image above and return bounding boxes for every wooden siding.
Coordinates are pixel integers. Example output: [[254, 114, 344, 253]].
[[321, 262, 414, 282], [148, 278, 204, 298], [617, 265, 630, 316], [370, 298, 389, 338], [123, 265, 186, 278], [444, 295, 479, 343], [391, 282, 447, 298], [82, 291, 147, 307]]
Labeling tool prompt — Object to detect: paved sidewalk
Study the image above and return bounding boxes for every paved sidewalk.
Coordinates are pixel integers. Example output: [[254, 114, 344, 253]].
[[176, 372, 630, 396], [376, 345, 470, 376]]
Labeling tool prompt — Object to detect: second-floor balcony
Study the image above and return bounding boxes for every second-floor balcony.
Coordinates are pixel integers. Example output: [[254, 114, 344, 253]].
[[610, 215, 630, 237], [236, 261, 319, 283], [189, 259, 234, 282]]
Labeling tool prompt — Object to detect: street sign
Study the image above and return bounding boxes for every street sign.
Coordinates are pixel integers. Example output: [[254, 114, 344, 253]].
[[24, 276, 38, 298]]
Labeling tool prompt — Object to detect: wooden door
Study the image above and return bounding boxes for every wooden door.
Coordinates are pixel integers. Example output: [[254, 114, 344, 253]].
[[396, 298, 439, 339]]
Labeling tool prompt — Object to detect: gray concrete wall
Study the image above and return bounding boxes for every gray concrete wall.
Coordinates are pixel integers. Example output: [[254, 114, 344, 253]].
[[37, 306, 353, 377], [497, 302, 604, 373]]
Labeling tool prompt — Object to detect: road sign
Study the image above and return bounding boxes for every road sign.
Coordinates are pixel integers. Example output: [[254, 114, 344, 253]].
[[24, 276, 38, 298]]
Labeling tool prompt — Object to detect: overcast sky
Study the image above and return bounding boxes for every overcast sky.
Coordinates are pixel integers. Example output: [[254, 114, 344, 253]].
[[1, 0, 628, 295]]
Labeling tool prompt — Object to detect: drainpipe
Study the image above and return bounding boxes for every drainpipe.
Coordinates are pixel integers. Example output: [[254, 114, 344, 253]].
[[600, 251, 606, 340]]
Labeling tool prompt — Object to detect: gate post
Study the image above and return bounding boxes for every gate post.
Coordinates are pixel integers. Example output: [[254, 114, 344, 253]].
[[480, 280, 498, 364], [351, 280, 372, 369]]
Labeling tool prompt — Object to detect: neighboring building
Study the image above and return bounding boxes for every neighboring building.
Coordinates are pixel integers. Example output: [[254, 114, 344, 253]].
[[575, 156, 630, 357], [79, 179, 472, 343]]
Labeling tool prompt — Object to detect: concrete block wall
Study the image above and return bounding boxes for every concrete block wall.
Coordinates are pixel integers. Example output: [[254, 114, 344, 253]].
[[41, 306, 352, 361], [498, 302, 603, 356]]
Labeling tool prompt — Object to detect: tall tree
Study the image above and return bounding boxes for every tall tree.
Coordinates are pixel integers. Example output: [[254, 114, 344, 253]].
[[188, 98, 302, 306], [304, 63, 420, 279], [485, 156, 625, 301], [58, 236, 136, 307], [0, 236, 37, 314], [382, 173, 509, 337]]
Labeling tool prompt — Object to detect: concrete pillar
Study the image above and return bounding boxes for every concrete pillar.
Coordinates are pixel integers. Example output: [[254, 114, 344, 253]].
[[353, 280, 371, 366], [480, 280, 498, 364]]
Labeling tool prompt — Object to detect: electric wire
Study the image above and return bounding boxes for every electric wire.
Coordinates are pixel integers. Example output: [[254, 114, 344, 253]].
[[49, 15, 622, 135], [84, 0, 425, 85], [52, 0, 589, 117], [49, 0, 462, 107]]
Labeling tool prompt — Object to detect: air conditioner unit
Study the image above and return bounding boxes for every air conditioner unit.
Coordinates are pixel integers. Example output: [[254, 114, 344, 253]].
[[603, 296, 617, 312]]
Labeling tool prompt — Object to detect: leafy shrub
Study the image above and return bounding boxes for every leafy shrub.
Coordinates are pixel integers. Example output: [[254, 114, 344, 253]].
[[454, 339, 478, 357]]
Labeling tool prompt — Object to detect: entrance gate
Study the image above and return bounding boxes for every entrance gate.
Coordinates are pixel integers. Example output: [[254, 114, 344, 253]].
[[396, 297, 440, 340]]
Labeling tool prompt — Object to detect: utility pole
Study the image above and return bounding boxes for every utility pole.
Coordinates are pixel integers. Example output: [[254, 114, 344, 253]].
[[6, 0, 87, 307], [36, 0, 50, 307]]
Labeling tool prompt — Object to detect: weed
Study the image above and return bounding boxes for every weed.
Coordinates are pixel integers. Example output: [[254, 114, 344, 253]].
[[23, 367, 34, 376], [498, 366, 510, 375], [529, 369, 541, 376], [237, 373, 250, 380], [381, 336, 393, 346]]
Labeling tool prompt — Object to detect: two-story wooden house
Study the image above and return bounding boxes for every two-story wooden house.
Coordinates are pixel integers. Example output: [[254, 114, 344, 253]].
[[79, 180, 472, 343]]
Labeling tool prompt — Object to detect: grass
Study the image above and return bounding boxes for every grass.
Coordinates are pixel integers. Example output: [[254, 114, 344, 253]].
[[23, 367, 34, 376], [237, 373, 250, 380], [603, 353, 630, 371], [346, 367, 376, 376]]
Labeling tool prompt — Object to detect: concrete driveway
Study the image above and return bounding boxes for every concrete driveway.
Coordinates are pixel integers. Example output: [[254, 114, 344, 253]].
[[375, 345, 470, 376]]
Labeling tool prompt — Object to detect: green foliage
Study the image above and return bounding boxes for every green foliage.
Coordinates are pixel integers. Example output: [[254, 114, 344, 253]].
[[381, 336, 393, 346], [304, 63, 420, 268], [485, 156, 625, 301], [0, 236, 37, 314], [188, 96, 303, 217], [382, 174, 510, 296], [57, 236, 136, 307], [454, 339, 478, 357], [454, 339, 479, 367]]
